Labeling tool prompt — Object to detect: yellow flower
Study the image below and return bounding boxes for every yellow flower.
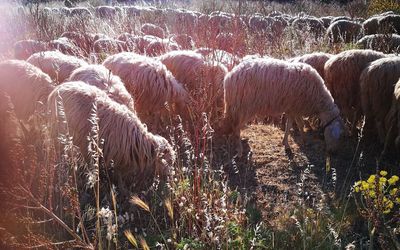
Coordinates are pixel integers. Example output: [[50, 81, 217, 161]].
[[362, 181, 369, 190], [383, 209, 391, 214], [396, 197, 400, 203], [355, 186, 360, 193], [354, 181, 362, 187], [390, 188, 398, 196], [388, 175, 399, 185], [367, 175, 376, 184], [380, 170, 388, 177], [369, 190, 376, 198]]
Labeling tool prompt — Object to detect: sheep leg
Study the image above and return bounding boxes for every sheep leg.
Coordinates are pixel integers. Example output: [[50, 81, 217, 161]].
[[233, 129, 243, 157], [295, 117, 309, 145], [375, 120, 386, 145], [350, 109, 361, 136], [283, 116, 293, 150], [381, 122, 396, 159]]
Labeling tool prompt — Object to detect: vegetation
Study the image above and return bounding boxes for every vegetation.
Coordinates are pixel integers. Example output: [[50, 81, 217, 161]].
[[0, 0, 399, 249]]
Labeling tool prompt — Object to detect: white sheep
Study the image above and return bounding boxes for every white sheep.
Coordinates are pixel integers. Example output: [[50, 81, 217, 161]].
[[13, 39, 47, 60], [223, 58, 344, 155], [27, 50, 88, 84], [360, 57, 400, 144], [48, 81, 175, 189], [67, 64, 135, 111], [326, 20, 363, 44], [159, 50, 228, 122], [357, 34, 400, 53], [324, 49, 387, 131], [140, 23, 166, 39], [288, 52, 333, 79], [0, 60, 54, 120], [103, 52, 190, 127]]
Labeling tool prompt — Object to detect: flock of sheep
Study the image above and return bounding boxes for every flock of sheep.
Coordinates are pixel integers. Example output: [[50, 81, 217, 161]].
[[1, 4, 400, 191]]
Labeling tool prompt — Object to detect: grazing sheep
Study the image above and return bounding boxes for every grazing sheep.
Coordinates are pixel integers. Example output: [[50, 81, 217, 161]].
[[14, 40, 47, 60], [159, 50, 228, 122], [103, 53, 190, 127], [292, 16, 325, 39], [60, 31, 95, 56], [288, 52, 333, 79], [68, 65, 134, 111], [93, 38, 126, 55], [48, 82, 175, 189], [378, 14, 400, 34], [95, 6, 117, 19], [69, 7, 92, 17], [321, 16, 333, 28], [0, 60, 54, 120], [223, 58, 344, 155], [357, 34, 400, 53], [145, 39, 179, 57], [140, 23, 165, 39], [27, 51, 88, 84], [169, 34, 194, 50], [360, 57, 400, 144], [324, 49, 387, 130], [195, 48, 240, 70], [326, 20, 362, 44], [49, 37, 85, 57]]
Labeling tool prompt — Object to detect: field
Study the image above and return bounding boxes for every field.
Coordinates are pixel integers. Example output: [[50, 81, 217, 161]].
[[0, 0, 400, 249]]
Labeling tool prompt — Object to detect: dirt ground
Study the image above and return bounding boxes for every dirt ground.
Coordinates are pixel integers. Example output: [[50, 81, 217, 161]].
[[217, 123, 398, 227]]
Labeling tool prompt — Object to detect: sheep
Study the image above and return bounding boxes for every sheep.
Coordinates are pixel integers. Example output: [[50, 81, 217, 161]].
[[27, 51, 88, 84], [158, 50, 228, 123], [95, 6, 117, 19], [140, 23, 165, 39], [357, 34, 400, 53], [13, 40, 47, 60], [169, 34, 194, 50], [381, 78, 400, 155], [67, 65, 135, 111], [60, 31, 95, 56], [93, 38, 126, 55], [103, 52, 190, 127], [145, 39, 179, 57], [377, 14, 400, 34], [360, 57, 400, 144], [288, 52, 333, 80], [69, 7, 92, 18], [326, 20, 362, 44], [324, 49, 387, 131], [49, 37, 85, 57], [321, 16, 333, 28], [291, 16, 325, 39], [0, 60, 54, 120], [222, 58, 344, 155], [195, 48, 240, 71], [48, 81, 175, 190]]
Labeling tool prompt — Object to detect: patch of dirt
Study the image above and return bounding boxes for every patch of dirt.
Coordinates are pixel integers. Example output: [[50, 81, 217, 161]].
[[216, 123, 396, 227]]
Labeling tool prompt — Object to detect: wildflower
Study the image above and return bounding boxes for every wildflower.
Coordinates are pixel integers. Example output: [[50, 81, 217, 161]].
[[369, 190, 376, 198], [367, 175, 376, 184], [379, 177, 387, 184], [396, 197, 400, 203], [380, 170, 388, 177], [390, 188, 398, 196], [388, 175, 399, 185], [361, 181, 369, 190]]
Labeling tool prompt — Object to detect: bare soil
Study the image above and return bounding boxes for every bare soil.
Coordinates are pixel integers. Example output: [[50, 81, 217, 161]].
[[216, 123, 398, 227]]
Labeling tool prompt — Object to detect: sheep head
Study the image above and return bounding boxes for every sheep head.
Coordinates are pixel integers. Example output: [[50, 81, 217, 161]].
[[323, 117, 345, 154]]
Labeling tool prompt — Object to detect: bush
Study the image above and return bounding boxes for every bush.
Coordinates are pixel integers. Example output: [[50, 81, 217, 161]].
[[368, 0, 400, 16]]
